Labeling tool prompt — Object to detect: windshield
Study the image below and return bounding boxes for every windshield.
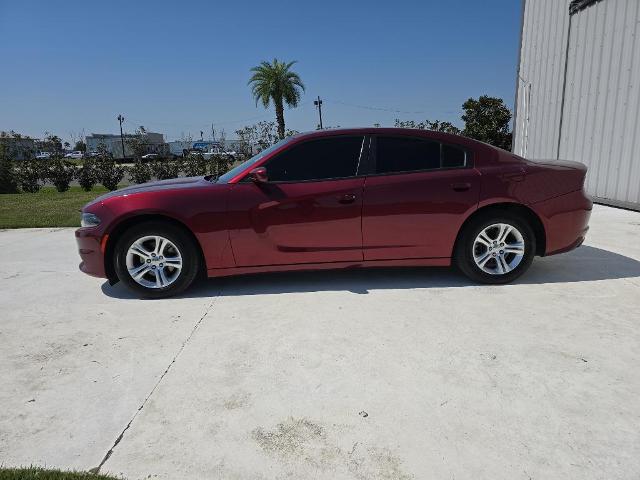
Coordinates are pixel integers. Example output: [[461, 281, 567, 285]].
[[216, 137, 294, 183]]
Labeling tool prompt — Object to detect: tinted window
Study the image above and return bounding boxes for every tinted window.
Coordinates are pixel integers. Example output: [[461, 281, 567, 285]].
[[376, 137, 440, 174], [266, 136, 364, 182], [442, 144, 466, 168]]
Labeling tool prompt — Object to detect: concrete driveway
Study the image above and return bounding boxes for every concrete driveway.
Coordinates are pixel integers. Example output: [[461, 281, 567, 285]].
[[1, 204, 639, 480]]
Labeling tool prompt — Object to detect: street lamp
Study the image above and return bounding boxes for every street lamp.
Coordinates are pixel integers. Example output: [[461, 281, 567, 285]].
[[117, 114, 126, 159], [314, 96, 323, 129]]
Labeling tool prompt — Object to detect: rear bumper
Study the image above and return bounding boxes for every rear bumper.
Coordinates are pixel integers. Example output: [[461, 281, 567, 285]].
[[531, 189, 593, 256], [75, 227, 107, 278]]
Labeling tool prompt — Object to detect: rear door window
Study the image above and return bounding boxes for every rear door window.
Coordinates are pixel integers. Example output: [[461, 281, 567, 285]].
[[376, 137, 441, 174], [375, 136, 467, 174]]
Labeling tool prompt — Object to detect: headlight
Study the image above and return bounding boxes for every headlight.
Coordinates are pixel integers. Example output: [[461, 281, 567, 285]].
[[81, 212, 101, 227]]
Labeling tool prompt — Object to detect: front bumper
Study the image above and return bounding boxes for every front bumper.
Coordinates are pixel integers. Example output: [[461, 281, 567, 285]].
[[532, 189, 593, 256], [75, 227, 107, 278]]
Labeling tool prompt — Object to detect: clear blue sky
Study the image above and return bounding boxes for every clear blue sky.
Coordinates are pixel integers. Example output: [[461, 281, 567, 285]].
[[0, 0, 522, 143]]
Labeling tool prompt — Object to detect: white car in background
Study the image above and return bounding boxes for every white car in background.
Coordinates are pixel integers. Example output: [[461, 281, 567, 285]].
[[201, 147, 237, 161], [64, 151, 84, 159], [35, 152, 52, 159], [141, 153, 159, 160]]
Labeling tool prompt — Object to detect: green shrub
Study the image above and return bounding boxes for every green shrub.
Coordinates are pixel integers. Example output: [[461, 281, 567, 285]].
[[76, 157, 98, 191], [47, 158, 76, 192], [152, 157, 181, 180], [0, 144, 19, 194], [209, 154, 232, 177], [129, 160, 152, 184], [95, 155, 125, 191], [183, 153, 207, 177], [16, 158, 46, 193]]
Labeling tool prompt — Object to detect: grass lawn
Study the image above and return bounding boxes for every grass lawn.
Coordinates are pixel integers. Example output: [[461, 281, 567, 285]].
[[0, 186, 117, 228], [0, 467, 121, 479]]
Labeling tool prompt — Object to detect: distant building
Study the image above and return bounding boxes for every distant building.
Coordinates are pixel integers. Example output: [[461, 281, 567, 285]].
[[513, 0, 640, 209], [0, 133, 37, 161], [86, 132, 167, 159]]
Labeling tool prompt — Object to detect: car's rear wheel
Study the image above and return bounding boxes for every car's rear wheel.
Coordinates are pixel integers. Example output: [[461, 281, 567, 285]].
[[455, 212, 536, 284], [114, 222, 200, 298]]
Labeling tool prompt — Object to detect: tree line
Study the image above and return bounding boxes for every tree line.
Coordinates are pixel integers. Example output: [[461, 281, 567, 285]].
[[0, 144, 234, 194]]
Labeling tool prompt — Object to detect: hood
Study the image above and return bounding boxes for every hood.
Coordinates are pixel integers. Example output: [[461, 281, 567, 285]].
[[87, 176, 210, 206]]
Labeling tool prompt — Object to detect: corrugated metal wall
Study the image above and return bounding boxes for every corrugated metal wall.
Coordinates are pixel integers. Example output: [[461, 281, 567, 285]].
[[514, 0, 640, 209], [513, 0, 569, 159]]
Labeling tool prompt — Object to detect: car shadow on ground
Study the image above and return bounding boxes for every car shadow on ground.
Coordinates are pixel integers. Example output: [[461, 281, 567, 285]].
[[101, 245, 640, 299]]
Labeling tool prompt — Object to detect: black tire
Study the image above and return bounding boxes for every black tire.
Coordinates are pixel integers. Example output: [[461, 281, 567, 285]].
[[455, 211, 536, 284], [114, 221, 200, 298]]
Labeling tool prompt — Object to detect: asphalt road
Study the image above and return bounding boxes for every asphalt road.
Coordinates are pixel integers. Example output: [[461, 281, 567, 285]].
[[1, 204, 639, 479]]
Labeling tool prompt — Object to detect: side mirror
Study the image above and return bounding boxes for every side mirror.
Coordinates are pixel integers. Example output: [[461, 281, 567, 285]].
[[249, 166, 268, 183]]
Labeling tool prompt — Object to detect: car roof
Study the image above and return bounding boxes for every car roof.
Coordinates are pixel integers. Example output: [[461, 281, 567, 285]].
[[290, 127, 491, 150], [290, 128, 522, 168]]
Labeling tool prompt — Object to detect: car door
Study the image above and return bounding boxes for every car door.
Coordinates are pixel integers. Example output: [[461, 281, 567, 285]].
[[362, 135, 480, 260], [228, 135, 368, 267]]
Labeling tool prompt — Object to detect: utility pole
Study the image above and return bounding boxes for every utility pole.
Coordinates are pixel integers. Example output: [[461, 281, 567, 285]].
[[117, 114, 126, 159], [314, 96, 323, 129]]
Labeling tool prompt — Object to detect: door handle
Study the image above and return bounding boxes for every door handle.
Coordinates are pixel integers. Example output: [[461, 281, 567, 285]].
[[450, 182, 471, 192], [338, 193, 357, 204]]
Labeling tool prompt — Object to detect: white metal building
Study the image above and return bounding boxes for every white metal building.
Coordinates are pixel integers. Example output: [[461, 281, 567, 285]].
[[86, 132, 167, 159], [513, 0, 640, 209]]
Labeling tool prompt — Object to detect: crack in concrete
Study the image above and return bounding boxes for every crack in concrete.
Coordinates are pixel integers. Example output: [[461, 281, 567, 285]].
[[89, 291, 221, 474]]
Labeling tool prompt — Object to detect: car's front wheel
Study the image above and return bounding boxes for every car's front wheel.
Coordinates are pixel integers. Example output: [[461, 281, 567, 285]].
[[114, 222, 200, 298], [455, 212, 536, 284]]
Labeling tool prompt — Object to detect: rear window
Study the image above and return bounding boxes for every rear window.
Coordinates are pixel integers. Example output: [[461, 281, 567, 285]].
[[442, 144, 466, 168], [376, 137, 440, 174], [375, 136, 467, 174]]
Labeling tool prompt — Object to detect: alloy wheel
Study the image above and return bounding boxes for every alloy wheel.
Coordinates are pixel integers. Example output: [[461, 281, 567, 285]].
[[472, 223, 525, 275], [125, 235, 183, 289]]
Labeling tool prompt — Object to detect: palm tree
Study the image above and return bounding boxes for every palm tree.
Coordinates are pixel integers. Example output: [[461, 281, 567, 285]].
[[249, 59, 305, 139]]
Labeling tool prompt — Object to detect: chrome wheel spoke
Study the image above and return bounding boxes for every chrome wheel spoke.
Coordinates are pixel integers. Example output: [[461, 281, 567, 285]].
[[155, 236, 168, 256], [129, 243, 151, 260], [497, 224, 513, 244], [476, 231, 493, 248], [155, 268, 167, 288], [474, 251, 492, 267], [129, 263, 151, 279], [504, 242, 525, 255], [163, 257, 182, 269], [497, 255, 511, 274]]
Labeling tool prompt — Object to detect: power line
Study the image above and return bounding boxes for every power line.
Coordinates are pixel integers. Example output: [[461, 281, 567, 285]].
[[123, 112, 273, 131], [325, 99, 428, 115]]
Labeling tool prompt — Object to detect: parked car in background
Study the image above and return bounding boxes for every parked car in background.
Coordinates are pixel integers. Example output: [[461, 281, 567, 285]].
[[64, 151, 84, 159], [184, 149, 203, 157], [201, 147, 237, 161], [35, 151, 52, 159], [76, 128, 592, 298], [141, 153, 159, 160]]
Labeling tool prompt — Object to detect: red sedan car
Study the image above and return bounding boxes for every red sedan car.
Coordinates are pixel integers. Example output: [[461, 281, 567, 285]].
[[76, 128, 592, 298]]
